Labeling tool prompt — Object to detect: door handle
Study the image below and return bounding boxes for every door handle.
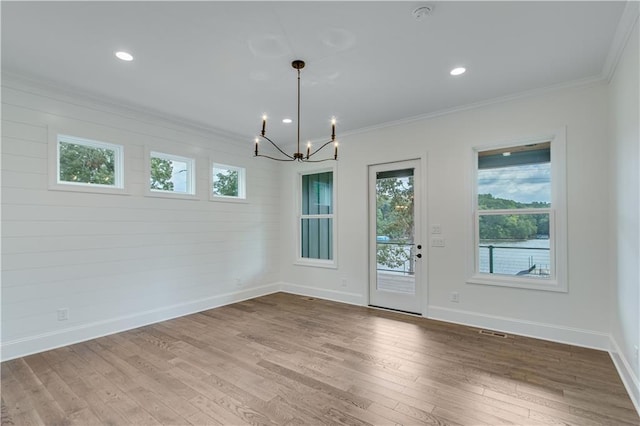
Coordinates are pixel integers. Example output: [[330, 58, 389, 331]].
[[416, 253, 422, 259]]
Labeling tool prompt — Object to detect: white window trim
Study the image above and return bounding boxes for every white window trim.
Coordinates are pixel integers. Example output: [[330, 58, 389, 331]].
[[49, 132, 127, 195], [210, 162, 247, 203], [295, 165, 338, 269], [467, 128, 567, 292], [146, 149, 198, 199]]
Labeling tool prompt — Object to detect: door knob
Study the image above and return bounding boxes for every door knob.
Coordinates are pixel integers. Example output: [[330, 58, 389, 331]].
[[416, 253, 422, 259], [417, 244, 422, 249]]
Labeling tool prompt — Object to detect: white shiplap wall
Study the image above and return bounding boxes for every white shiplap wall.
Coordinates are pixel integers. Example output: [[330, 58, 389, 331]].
[[1, 76, 282, 360]]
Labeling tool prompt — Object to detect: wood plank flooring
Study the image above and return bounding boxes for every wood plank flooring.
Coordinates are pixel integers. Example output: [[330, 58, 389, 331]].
[[2, 292, 638, 425]]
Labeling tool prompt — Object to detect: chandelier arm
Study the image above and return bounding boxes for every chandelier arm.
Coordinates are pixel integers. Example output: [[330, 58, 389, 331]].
[[255, 154, 295, 162], [301, 157, 338, 163], [308, 140, 335, 157], [260, 134, 295, 159]]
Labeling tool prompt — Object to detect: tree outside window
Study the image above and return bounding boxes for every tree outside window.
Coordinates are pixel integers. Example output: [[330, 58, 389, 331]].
[[57, 136, 123, 188], [150, 157, 174, 191], [149, 152, 194, 194], [212, 164, 245, 199], [376, 173, 414, 273]]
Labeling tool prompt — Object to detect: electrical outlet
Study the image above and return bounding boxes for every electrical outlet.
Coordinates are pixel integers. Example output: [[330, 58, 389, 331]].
[[431, 224, 442, 234], [340, 278, 347, 288], [634, 345, 639, 359], [235, 278, 242, 287], [57, 308, 69, 321], [432, 237, 445, 247], [450, 292, 460, 303]]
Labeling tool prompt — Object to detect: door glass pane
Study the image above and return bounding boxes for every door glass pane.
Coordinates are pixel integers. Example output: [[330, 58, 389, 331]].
[[375, 169, 415, 294]]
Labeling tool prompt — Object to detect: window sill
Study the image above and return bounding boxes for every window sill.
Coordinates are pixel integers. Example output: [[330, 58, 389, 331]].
[[209, 196, 248, 204], [145, 191, 199, 201], [466, 274, 567, 293], [49, 182, 129, 196], [294, 259, 337, 269]]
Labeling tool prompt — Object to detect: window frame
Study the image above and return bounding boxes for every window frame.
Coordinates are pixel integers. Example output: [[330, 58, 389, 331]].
[[146, 150, 197, 199], [50, 133, 126, 194], [467, 129, 567, 292], [296, 166, 337, 269], [210, 162, 247, 202]]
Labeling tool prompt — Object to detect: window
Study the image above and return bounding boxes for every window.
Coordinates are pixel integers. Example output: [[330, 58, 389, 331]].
[[469, 133, 567, 291], [211, 163, 246, 200], [149, 151, 195, 195], [56, 135, 123, 189], [299, 170, 336, 266]]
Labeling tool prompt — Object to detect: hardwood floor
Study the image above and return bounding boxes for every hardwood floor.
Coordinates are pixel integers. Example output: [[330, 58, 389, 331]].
[[2, 292, 638, 425]]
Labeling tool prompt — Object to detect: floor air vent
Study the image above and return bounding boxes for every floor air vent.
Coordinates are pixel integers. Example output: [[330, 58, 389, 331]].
[[479, 329, 508, 338], [303, 297, 316, 301]]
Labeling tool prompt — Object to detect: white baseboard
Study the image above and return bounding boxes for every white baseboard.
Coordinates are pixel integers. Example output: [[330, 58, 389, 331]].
[[428, 305, 610, 350], [4, 284, 637, 418], [279, 281, 366, 306], [0, 283, 281, 362], [609, 336, 640, 416]]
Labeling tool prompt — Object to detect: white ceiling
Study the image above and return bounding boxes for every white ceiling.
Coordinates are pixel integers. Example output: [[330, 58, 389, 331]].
[[1, 1, 627, 148]]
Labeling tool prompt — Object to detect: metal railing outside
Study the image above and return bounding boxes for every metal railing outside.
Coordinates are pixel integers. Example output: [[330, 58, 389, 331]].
[[479, 244, 550, 276], [376, 241, 415, 275]]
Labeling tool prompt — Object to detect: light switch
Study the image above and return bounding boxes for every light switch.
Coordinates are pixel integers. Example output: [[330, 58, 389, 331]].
[[432, 238, 445, 247]]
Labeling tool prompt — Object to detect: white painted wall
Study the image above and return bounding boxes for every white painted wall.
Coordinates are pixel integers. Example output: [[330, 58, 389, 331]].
[[281, 82, 612, 349], [609, 15, 640, 411], [1, 77, 282, 360]]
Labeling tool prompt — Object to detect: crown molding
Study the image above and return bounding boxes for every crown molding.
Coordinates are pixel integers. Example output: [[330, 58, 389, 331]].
[[340, 75, 606, 140], [1, 71, 246, 143], [603, 0, 640, 82]]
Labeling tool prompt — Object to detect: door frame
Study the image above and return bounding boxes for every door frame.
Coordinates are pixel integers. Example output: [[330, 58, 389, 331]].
[[368, 158, 427, 314]]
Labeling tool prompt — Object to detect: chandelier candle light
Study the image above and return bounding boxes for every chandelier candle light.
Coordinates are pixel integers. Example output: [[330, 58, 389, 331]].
[[254, 60, 338, 162]]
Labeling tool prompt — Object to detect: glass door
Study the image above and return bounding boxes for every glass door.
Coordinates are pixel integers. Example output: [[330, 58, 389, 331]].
[[369, 160, 422, 314]]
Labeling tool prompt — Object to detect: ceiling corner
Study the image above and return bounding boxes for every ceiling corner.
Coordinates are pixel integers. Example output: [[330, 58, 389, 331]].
[[602, 1, 640, 82]]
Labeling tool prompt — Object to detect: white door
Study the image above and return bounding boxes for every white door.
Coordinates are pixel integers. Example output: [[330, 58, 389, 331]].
[[369, 160, 423, 314]]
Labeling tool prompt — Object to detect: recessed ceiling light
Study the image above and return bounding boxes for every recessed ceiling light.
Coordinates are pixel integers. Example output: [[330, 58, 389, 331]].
[[450, 67, 466, 76], [115, 51, 134, 61], [282, 118, 293, 124]]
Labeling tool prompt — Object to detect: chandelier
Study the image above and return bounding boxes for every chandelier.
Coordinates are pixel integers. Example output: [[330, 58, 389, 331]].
[[254, 60, 338, 162]]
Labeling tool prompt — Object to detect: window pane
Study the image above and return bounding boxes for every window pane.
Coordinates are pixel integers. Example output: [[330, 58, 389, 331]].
[[301, 218, 333, 260], [150, 155, 191, 193], [478, 143, 551, 209], [479, 213, 550, 277], [302, 172, 333, 215], [59, 141, 115, 185], [213, 168, 239, 197]]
